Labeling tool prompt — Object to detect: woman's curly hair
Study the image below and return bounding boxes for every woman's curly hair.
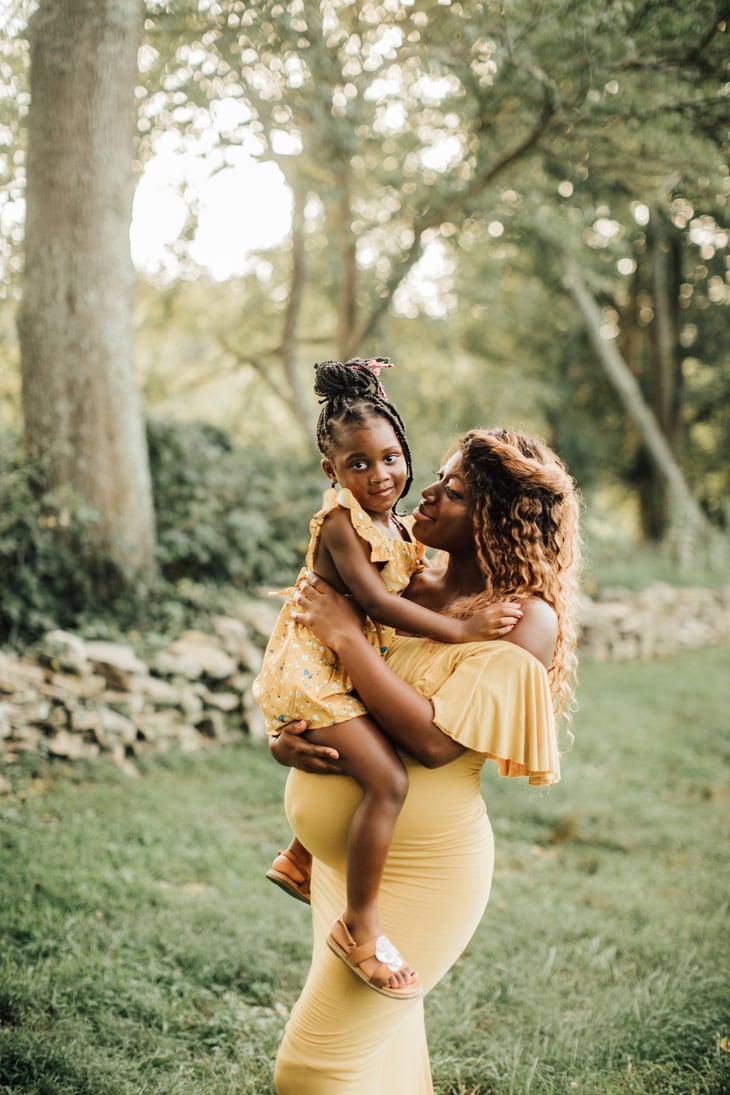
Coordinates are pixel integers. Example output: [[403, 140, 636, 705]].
[[450, 427, 583, 729]]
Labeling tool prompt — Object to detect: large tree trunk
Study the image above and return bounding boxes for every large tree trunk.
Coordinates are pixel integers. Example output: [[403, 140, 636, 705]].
[[17, 0, 156, 586], [563, 259, 721, 564], [631, 211, 685, 540]]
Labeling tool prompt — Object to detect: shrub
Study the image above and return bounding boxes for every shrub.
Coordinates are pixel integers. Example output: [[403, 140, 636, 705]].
[[147, 418, 323, 587], [0, 435, 105, 643], [0, 422, 325, 644]]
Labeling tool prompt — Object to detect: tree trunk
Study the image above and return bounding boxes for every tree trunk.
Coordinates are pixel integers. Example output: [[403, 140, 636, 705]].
[[333, 164, 357, 363], [563, 259, 719, 563], [641, 210, 684, 537], [280, 173, 316, 439], [17, 0, 156, 586]]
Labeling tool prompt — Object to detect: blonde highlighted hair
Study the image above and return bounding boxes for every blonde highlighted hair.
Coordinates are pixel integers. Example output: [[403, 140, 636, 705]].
[[449, 427, 582, 729]]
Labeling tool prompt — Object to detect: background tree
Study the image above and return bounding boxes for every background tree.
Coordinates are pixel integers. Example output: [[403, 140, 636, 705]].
[[17, 0, 156, 588], [134, 1, 727, 515], [0, 0, 727, 635]]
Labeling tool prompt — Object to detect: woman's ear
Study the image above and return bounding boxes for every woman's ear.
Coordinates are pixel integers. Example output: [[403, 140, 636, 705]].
[[321, 458, 336, 486]]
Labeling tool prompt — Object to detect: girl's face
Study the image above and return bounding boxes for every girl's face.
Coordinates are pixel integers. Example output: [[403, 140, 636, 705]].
[[411, 452, 475, 554], [322, 415, 408, 518]]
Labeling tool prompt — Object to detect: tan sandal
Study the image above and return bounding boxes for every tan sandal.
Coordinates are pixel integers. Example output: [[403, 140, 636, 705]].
[[265, 848, 311, 905], [327, 916, 422, 1000]]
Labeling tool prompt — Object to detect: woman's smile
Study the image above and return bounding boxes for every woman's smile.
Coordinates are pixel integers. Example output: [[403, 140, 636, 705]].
[[412, 499, 434, 523]]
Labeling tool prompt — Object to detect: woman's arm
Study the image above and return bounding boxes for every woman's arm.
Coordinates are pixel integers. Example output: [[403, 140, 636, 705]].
[[268, 720, 344, 774], [291, 574, 465, 768], [320, 508, 521, 642]]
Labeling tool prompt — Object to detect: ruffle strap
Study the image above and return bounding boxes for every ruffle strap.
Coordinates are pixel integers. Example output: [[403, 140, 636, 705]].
[[431, 642, 560, 786]]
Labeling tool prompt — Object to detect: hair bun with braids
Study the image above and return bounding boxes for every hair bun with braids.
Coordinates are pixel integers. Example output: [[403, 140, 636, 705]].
[[314, 357, 392, 403]]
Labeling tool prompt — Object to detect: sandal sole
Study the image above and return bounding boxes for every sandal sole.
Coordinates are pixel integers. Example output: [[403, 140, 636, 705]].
[[265, 868, 311, 905]]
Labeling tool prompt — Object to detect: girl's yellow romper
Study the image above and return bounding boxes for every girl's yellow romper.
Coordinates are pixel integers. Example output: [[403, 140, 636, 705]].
[[252, 486, 425, 734]]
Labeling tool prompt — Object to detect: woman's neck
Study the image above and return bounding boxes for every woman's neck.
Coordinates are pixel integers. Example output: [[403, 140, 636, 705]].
[[406, 549, 484, 612], [440, 551, 485, 601]]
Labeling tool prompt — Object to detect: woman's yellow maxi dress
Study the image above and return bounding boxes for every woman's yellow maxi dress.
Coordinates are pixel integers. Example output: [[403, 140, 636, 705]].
[[274, 636, 560, 1094]]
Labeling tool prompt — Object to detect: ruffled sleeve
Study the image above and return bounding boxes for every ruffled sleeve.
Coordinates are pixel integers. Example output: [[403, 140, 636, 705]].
[[334, 488, 394, 563], [430, 642, 560, 786], [306, 487, 424, 595]]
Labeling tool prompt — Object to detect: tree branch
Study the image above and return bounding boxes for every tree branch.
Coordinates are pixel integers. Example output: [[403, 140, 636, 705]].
[[348, 83, 557, 354]]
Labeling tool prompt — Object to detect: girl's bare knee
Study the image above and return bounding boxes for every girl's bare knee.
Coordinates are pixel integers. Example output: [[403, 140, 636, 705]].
[[381, 761, 408, 808]]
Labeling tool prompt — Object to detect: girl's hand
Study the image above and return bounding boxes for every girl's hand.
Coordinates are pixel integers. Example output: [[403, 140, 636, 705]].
[[268, 719, 343, 775], [291, 571, 365, 654], [460, 601, 523, 642]]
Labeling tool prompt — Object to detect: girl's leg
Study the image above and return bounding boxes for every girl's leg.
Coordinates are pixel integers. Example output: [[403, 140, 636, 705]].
[[271, 833, 310, 867], [307, 715, 411, 987], [266, 835, 312, 903]]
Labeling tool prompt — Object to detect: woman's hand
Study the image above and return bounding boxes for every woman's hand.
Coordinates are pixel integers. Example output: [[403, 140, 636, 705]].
[[268, 719, 343, 775], [291, 571, 365, 655]]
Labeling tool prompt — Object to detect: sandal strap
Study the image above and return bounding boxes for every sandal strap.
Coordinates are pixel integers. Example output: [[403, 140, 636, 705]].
[[346, 936, 404, 975], [276, 848, 311, 882]]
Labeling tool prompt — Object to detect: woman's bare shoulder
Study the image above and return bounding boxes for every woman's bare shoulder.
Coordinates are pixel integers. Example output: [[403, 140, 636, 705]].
[[503, 597, 557, 669]]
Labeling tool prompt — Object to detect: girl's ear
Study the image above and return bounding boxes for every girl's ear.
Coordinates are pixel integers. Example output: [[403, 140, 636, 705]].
[[321, 457, 336, 485]]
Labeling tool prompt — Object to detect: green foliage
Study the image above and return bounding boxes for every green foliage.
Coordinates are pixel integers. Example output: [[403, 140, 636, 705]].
[[0, 434, 106, 643], [147, 417, 323, 587], [0, 421, 326, 645], [1, 651, 728, 1093], [129, 0, 730, 543], [4, 0, 728, 552]]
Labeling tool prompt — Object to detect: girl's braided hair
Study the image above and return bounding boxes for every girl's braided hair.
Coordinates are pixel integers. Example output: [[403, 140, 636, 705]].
[[449, 427, 582, 729], [314, 357, 413, 500]]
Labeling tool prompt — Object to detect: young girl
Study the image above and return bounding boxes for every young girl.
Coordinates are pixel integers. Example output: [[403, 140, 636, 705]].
[[253, 357, 521, 999]]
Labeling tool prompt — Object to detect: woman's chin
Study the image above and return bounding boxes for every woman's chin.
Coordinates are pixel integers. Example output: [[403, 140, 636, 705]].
[[412, 515, 435, 544]]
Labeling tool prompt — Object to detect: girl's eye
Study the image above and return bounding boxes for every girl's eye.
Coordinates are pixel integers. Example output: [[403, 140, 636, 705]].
[[384, 453, 401, 464], [351, 460, 367, 470]]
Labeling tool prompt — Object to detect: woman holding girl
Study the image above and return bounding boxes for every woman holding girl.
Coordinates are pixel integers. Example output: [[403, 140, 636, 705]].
[[268, 424, 581, 1094], [254, 358, 521, 997]]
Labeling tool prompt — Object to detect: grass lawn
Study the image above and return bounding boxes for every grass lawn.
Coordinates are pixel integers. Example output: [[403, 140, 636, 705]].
[[1, 648, 728, 1094]]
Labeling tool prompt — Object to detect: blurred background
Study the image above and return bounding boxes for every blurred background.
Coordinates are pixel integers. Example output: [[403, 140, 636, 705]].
[[0, 0, 728, 642], [1, 7, 728, 1093]]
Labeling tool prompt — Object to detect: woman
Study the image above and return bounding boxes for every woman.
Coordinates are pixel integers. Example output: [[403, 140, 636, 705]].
[[269, 427, 581, 1094]]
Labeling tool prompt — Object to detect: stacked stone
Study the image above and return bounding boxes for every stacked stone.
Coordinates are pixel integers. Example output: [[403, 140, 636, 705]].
[[1, 584, 728, 785], [0, 602, 280, 781]]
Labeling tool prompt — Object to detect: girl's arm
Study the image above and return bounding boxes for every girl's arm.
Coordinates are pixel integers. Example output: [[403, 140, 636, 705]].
[[319, 508, 521, 643], [288, 573, 463, 768], [272, 579, 557, 772]]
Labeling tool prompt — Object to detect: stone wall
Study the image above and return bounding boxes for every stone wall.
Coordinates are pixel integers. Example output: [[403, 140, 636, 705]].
[[0, 584, 728, 785], [577, 582, 730, 660], [0, 603, 280, 786]]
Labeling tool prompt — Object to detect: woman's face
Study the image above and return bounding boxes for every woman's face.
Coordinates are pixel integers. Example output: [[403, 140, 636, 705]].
[[411, 452, 475, 554]]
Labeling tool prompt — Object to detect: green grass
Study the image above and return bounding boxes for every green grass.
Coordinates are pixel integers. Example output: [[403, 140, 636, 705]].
[[1, 649, 729, 1094]]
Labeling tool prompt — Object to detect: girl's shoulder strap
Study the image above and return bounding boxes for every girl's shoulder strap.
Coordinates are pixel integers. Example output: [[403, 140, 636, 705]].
[[390, 512, 413, 542]]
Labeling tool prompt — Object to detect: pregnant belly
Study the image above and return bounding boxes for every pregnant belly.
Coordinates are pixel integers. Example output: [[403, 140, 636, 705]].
[[285, 752, 494, 990], [285, 751, 489, 874]]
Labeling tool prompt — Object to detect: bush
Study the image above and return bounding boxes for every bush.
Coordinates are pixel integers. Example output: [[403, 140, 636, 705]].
[[0, 421, 325, 644], [147, 418, 323, 587], [0, 435, 106, 643]]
